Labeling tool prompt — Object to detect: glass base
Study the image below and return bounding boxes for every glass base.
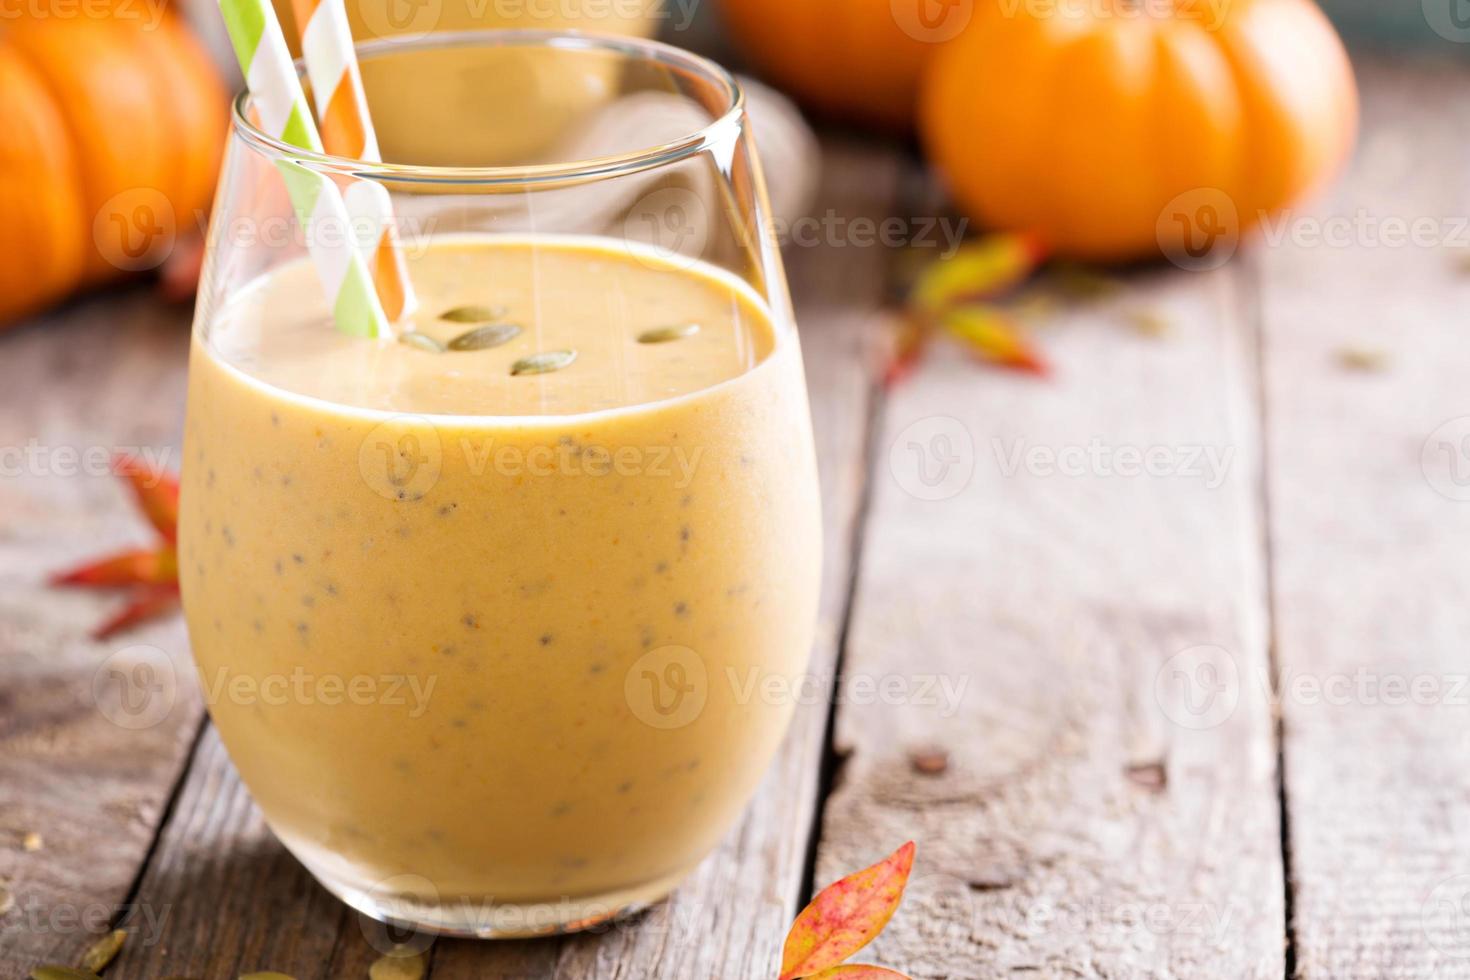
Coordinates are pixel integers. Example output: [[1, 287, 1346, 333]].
[[299, 851, 691, 939]]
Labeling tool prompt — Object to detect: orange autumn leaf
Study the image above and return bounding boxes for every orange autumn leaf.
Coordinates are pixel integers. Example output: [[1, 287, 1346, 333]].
[[778, 841, 916, 980], [940, 305, 1049, 377], [805, 967, 912, 979], [52, 454, 181, 638]]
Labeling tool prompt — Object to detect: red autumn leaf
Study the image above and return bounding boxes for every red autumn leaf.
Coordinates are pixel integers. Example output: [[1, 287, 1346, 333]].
[[52, 458, 182, 638], [882, 317, 928, 390], [50, 548, 177, 587], [805, 967, 912, 979], [93, 583, 181, 640], [778, 841, 916, 980]]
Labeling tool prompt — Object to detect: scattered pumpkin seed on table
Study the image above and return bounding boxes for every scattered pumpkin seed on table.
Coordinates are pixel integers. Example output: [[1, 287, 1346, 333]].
[[1127, 309, 1171, 337], [22, 831, 43, 851], [30, 968, 101, 980], [368, 947, 426, 980], [78, 930, 126, 973], [1336, 347, 1388, 372]]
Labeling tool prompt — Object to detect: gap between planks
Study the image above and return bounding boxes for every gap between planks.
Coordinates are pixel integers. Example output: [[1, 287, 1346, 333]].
[[813, 235, 1286, 976]]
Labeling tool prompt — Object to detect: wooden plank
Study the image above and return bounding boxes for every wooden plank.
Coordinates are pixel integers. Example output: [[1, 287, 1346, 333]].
[[1261, 57, 1470, 979], [0, 291, 203, 976], [816, 257, 1284, 974], [105, 138, 898, 979]]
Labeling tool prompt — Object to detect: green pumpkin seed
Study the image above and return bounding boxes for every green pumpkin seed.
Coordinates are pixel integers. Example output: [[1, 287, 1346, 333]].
[[439, 304, 506, 323], [77, 930, 126, 973], [511, 350, 577, 376], [448, 323, 522, 351], [368, 948, 426, 980], [398, 332, 445, 353], [31, 969, 101, 980], [1127, 309, 1171, 338], [637, 323, 700, 344]]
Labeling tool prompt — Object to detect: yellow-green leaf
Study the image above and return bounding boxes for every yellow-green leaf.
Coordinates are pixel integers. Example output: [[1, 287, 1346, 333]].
[[778, 841, 916, 980], [940, 306, 1049, 376], [910, 234, 1044, 316]]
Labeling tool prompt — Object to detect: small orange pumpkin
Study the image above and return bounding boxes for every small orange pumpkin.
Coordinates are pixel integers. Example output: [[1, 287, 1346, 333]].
[[0, 47, 87, 325], [720, 0, 945, 128], [0, 8, 226, 324], [920, 0, 1358, 261]]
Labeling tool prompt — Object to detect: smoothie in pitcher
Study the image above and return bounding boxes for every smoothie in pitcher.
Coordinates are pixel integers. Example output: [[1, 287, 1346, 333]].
[[178, 235, 821, 931]]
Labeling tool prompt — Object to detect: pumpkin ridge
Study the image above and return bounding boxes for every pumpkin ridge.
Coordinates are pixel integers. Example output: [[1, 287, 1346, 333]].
[[4, 36, 90, 281], [0, 58, 85, 322], [1208, 2, 1269, 228]]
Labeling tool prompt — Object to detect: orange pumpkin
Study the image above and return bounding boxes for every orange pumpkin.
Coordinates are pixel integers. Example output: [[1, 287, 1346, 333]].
[[0, 8, 226, 324], [720, 0, 949, 128], [920, 0, 1358, 262], [0, 48, 87, 325]]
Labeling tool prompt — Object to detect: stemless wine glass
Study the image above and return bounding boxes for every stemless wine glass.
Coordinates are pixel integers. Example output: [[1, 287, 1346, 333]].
[[177, 31, 822, 937]]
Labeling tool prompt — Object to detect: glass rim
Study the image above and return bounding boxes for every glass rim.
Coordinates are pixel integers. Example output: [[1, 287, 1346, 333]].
[[230, 28, 746, 186]]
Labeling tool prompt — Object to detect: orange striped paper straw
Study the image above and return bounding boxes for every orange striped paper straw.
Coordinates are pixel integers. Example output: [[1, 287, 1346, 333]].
[[292, 0, 415, 321]]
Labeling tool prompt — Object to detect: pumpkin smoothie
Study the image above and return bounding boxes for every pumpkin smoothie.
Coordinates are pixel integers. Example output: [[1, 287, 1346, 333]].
[[178, 235, 822, 931]]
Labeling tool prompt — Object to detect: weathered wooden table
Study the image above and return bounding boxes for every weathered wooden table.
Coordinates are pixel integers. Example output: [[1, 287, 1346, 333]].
[[4, 54, 1470, 979]]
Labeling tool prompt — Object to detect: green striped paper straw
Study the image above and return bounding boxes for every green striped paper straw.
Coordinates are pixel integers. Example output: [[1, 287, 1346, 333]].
[[218, 0, 389, 338]]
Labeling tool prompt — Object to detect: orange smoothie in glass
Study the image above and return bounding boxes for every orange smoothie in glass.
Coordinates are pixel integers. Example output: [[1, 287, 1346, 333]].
[[177, 235, 821, 932]]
